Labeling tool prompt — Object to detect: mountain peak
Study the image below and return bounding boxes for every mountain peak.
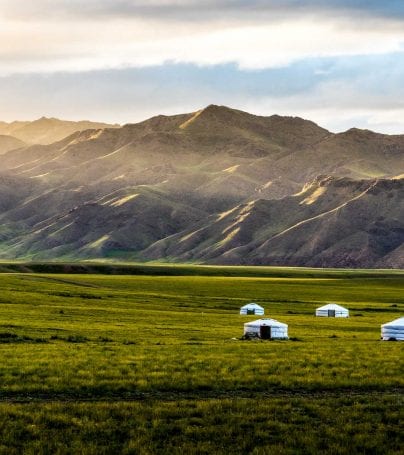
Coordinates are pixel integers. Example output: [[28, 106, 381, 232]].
[[201, 104, 235, 114], [35, 116, 60, 124], [341, 127, 380, 138], [178, 104, 256, 131]]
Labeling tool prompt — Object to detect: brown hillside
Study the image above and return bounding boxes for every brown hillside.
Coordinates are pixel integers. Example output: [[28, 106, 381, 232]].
[[0, 106, 402, 267]]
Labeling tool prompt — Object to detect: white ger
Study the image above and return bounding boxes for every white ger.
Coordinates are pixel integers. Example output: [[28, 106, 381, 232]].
[[240, 303, 264, 316], [244, 318, 288, 340], [316, 303, 349, 318], [381, 317, 404, 341]]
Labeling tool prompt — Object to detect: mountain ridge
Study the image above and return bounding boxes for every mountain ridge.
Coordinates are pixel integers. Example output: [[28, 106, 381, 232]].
[[0, 135, 26, 155], [0, 105, 402, 267], [0, 117, 120, 145]]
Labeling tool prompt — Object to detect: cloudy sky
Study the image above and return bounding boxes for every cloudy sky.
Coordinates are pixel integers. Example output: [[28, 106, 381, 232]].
[[1, 0, 404, 132]]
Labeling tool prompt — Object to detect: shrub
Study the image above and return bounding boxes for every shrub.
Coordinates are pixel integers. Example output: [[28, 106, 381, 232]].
[[66, 335, 89, 343]]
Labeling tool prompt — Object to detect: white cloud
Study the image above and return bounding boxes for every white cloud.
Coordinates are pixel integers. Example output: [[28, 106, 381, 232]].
[[1, 2, 404, 133], [1, 12, 404, 74], [2, 64, 403, 134], [238, 79, 404, 134]]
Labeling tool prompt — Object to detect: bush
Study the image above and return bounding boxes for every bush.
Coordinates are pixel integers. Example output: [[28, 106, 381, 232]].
[[66, 335, 89, 343]]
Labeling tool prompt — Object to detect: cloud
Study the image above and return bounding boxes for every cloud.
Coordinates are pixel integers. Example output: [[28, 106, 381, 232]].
[[1, 54, 404, 133], [236, 55, 404, 133], [2, 1, 404, 21], [1, 1, 404, 133], [1, 10, 404, 75], [1, 1, 404, 75]]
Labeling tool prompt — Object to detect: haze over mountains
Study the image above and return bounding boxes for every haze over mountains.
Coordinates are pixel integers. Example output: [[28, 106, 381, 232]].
[[0, 135, 26, 155], [0, 105, 402, 268], [0, 117, 118, 145]]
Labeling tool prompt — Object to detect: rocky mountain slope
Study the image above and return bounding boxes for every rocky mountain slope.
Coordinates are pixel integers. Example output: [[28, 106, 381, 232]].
[[0, 105, 402, 267], [144, 176, 404, 268]]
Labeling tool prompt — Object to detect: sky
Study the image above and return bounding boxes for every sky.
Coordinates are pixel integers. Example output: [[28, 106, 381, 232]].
[[1, 0, 404, 133]]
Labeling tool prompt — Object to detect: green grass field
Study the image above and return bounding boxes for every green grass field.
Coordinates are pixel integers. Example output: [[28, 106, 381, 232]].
[[0, 265, 402, 454]]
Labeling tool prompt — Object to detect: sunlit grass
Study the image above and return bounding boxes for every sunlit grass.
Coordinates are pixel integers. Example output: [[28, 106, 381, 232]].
[[0, 268, 402, 452]]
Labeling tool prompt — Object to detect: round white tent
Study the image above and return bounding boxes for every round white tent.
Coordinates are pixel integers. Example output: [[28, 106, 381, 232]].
[[316, 303, 349, 318], [240, 303, 264, 316], [381, 317, 404, 341], [243, 318, 288, 340]]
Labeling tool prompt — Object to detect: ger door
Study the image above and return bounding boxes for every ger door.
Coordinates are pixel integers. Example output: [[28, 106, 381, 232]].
[[260, 325, 272, 339]]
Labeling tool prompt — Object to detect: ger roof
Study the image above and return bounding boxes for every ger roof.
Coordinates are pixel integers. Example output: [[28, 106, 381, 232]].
[[316, 303, 348, 311], [244, 318, 287, 328], [240, 302, 264, 309], [381, 316, 404, 328]]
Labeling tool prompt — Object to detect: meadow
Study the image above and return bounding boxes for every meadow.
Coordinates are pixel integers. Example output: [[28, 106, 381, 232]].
[[0, 265, 402, 454]]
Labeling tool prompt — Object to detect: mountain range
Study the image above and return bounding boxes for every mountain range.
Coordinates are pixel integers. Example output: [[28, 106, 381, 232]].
[[0, 105, 402, 268], [0, 117, 118, 145]]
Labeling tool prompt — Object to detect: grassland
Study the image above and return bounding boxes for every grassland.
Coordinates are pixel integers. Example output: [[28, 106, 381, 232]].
[[0, 265, 402, 454]]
